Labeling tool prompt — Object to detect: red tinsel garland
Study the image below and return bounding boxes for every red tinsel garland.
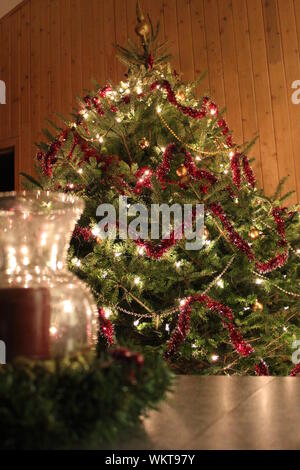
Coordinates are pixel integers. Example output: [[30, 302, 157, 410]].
[[37, 129, 70, 177], [210, 202, 255, 261], [135, 233, 177, 259], [290, 363, 300, 377], [156, 143, 217, 187], [242, 155, 256, 188], [255, 359, 270, 376], [73, 225, 96, 242], [209, 201, 289, 274], [134, 166, 154, 194], [230, 152, 242, 190], [150, 79, 234, 148], [272, 206, 287, 244], [165, 294, 254, 358], [99, 308, 115, 346]]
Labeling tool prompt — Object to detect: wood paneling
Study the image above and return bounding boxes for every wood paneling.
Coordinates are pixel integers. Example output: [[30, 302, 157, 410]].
[[0, 0, 299, 203]]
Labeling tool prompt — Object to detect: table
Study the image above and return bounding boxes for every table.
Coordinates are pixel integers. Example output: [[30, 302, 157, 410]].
[[114, 376, 300, 450]]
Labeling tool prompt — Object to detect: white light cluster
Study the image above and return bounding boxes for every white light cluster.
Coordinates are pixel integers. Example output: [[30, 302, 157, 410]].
[[134, 276, 142, 286], [103, 307, 112, 318], [91, 225, 100, 237], [211, 354, 219, 362]]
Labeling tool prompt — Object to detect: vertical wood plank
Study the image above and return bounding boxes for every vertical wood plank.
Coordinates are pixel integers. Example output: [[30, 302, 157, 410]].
[[203, 0, 225, 107], [262, 0, 296, 204], [92, 0, 105, 86], [176, 0, 195, 83], [9, 10, 21, 140], [190, 0, 210, 97], [80, 0, 94, 91], [49, 0, 62, 121], [30, 0, 40, 156], [103, 0, 117, 82], [70, 0, 82, 107], [19, 2, 31, 176], [115, 0, 128, 81], [247, 0, 279, 196], [218, 0, 243, 143], [60, 0, 72, 116], [39, 0, 50, 138], [163, 0, 180, 72], [232, 0, 262, 186], [126, 0, 137, 43], [0, 17, 11, 140], [278, 0, 300, 201]]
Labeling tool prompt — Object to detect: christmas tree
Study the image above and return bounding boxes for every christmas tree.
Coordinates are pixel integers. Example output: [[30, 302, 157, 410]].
[[26, 2, 300, 376]]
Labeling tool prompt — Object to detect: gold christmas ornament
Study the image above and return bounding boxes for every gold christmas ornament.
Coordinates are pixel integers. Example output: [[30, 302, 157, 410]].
[[249, 227, 260, 240], [135, 0, 150, 41], [139, 137, 150, 149], [176, 164, 188, 177], [135, 20, 150, 38], [253, 299, 263, 312], [176, 90, 185, 102]]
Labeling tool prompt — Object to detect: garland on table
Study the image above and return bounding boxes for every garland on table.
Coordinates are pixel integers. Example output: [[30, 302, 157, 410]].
[[0, 349, 172, 450]]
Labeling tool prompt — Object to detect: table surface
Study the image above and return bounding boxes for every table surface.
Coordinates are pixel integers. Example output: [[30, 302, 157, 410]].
[[113, 376, 300, 450]]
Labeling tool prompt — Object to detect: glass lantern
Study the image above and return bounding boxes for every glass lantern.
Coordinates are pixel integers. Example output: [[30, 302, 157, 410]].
[[0, 191, 98, 361]]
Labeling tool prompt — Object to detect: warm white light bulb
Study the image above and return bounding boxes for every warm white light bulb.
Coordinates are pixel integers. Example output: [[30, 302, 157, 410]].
[[50, 326, 57, 336], [104, 307, 111, 318], [217, 279, 224, 288], [211, 354, 219, 362], [134, 319, 140, 327], [255, 278, 263, 285], [91, 225, 100, 237], [63, 300, 73, 313], [156, 105, 162, 114]]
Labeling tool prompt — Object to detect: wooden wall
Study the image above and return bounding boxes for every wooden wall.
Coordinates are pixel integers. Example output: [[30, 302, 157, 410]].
[[0, 0, 300, 203]]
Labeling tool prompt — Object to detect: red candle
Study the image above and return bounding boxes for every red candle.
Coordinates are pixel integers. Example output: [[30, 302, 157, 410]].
[[0, 287, 51, 361]]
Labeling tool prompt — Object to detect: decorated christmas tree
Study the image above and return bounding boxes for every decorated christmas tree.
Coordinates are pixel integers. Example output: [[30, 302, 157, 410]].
[[26, 2, 300, 376]]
